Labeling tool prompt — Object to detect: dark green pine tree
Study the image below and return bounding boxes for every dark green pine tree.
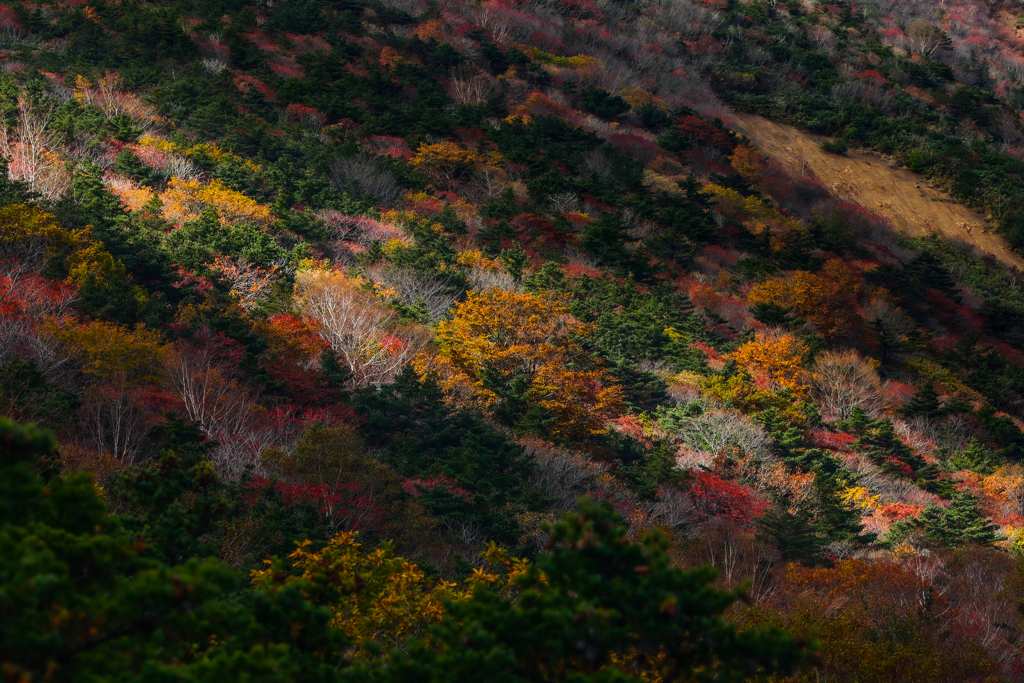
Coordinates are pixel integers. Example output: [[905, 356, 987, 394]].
[[0, 416, 348, 683], [648, 177, 717, 253], [920, 490, 998, 549], [498, 242, 530, 282], [108, 449, 225, 565], [0, 158, 37, 207], [859, 419, 921, 465], [272, 183, 295, 231], [848, 414, 928, 476], [580, 212, 637, 277], [868, 317, 899, 364], [114, 148, 160, 186], [605, 361, 670, 412], [756, 408, 806, 463], [901, 382, 941, 419], [812, 474, 874, 545], [352, 368, 539, 545], [838, 406, 873, 437], [523, 260, 567, 294], [751, 302, 802, 330], [62, 163, 128, 236], [758, 505, 829, 564], [271, 157, 296, 230], [756, 408, 833, 473], [318, 348, 353, 404], [948, 440, 1003, 475]]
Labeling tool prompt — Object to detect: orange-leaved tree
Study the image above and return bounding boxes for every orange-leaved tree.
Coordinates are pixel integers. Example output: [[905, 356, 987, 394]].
[[747, 259, 867, 342], [729, 144, 769, 187], [207, 255, 282, 312], [984, 464, 1024, 516], [742, 558, 1004, 681], [416, 288, 624, 440], [730, 330, 810, 398]]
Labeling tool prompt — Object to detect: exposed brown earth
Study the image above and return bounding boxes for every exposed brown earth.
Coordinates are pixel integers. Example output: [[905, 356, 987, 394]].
[[729, 112, 1024, 270], [997, 9, 1024, 41]]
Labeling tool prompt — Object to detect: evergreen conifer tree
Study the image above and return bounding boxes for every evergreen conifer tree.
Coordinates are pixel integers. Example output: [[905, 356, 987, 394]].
[[920, 491, 998, 548], [948, 440, 1003, 474], [0, 416, 347, 682], [839, 406, 873, 437], [758, 505, 828, 564], [868, 317, 899, 364], [812, 474, 874, 544], [902, 382, 941, 419], [384, 498, 809, 682]]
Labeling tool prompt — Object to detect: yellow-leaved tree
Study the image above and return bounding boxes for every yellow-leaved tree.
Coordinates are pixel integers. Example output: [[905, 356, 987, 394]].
[[699, 330, 814, 428], [50, 320, 166, 386], [45, 320, 167, 464], [416, 288, 624, 440], [705, 183, 807, 252], [411, 141, 501, 184], [0, 203, 97, 278], [251, 533, 527, 658], [159, 177, 273, 227]]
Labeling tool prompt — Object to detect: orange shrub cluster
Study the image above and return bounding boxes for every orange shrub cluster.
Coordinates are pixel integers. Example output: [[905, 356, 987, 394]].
[[418, 289, 624, 439], [730, 331, 810, 397], [748, 259, 871, 342]]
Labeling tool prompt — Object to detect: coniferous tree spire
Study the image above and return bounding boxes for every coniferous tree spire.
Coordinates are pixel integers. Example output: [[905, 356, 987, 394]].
[[920, 491, 998, 548], [902, 382, 941, 419]]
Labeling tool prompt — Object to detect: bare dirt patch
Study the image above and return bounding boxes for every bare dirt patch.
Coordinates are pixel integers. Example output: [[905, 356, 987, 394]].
[[729, 113, 1024, 270], [997, 9, 1024, 41]]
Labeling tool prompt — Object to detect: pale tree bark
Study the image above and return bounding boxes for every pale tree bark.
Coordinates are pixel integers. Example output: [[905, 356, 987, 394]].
[[80, 376, 154, 465], [294, 268, 430, 387], [0, 96, 71, 200]]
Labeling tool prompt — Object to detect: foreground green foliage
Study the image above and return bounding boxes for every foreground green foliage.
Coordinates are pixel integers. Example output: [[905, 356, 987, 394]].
[[0, 416, 808, 681]]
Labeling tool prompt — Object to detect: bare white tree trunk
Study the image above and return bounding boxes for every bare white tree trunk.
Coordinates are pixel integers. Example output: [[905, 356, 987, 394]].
[[0, 96, 71, 200], [294, 269, 430, 387]]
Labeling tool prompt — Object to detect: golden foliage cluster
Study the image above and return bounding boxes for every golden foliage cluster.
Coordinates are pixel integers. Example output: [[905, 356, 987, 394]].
[[417, 288, 624, 439], [747, 260, 869, 342], [730, 330, 811, 397], [252, 532, 528, 658], [160, 177, 273, 227]]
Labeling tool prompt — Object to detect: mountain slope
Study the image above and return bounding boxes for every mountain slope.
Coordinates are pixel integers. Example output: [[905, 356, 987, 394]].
[[2, 0, 1024, 679]]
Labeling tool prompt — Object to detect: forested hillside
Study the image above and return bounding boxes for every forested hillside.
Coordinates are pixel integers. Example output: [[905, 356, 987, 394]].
[[4, 0, 1024, 680]]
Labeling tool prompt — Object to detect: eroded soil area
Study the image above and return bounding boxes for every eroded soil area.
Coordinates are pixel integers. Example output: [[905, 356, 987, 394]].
[[730, 112, 1024, 270]]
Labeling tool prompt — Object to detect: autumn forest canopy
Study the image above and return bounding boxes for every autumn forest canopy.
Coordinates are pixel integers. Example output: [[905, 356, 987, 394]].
[[6, 0, 1024, 680]]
